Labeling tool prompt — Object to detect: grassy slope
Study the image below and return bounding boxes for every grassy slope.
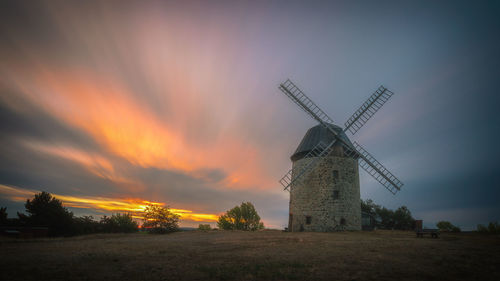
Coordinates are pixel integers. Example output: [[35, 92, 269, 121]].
[[1, 230, 499, 281]]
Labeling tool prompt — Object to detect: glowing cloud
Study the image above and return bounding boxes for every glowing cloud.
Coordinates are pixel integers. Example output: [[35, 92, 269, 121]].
[[6, 66, 274, 190], [0, 184, 219, 223]]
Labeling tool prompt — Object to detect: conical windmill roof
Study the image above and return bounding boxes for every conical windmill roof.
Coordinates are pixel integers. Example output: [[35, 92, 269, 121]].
[[291, 123, 356, 162]]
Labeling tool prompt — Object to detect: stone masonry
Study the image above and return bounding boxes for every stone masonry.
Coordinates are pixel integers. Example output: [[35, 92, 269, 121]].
[[288, 151, 361, 231]]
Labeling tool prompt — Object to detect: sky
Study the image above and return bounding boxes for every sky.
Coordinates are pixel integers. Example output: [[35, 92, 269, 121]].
[[0, 0, 499, 230]]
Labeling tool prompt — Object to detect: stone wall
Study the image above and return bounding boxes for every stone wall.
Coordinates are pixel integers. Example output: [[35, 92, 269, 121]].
[[288, 154, 361, 231]]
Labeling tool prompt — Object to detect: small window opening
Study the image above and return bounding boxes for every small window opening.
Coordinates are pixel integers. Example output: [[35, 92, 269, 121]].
[[333, 190, 339, 199], [340, 218, 346, 225], [333, 170, 339, 183], [306, 216, 312, 225]]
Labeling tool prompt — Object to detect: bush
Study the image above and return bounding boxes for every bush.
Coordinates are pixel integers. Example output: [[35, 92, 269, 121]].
[[142, 204, 180, 234], [436, 221, 461, 232], [73, 215, 100, 234], [218, 202, 264, 231], [198, 224, 211, 231], [477, 224, 488, 233], [100, 213, 139, 233], [0, 207, 7, 226], [477, 222, 500, 234]]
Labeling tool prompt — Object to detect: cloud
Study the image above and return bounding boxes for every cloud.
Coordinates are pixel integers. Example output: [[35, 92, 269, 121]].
[[22, 141, 146, 192], [3, 62, 280, 190]]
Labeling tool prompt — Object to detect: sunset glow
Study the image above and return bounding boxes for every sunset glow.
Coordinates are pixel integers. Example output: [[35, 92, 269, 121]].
[[5, 66, 275, 190], [0, 184, 219, 223]]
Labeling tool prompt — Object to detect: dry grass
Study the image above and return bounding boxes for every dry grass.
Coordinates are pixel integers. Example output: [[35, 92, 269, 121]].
[[1, 230, 499, 281]]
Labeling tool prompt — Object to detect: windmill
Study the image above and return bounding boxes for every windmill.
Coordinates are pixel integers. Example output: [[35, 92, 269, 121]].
[[277, 79, 403, 231]]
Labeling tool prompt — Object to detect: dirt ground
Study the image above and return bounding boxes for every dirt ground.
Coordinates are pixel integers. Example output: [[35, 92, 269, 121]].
[[1, 230, 499, 281]]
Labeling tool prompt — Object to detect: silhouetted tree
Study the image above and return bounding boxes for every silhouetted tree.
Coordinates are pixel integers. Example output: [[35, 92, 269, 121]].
[[487, 222, 500, 234], [198, 224, 211, 231], [73, 215, 100, 234], [0, 207, 7, 226], [477, 222, 500, 234], [361, 199, 378, 216], [393, 206, 415, 230], [437, 221, 461, 232], [361, 199, 416, 230], [109, 213, 138, 233], [142, 204, 179, 234], [21, 191, 74, 236], [73, 214, 138, 234], [375, 206, 395, 229], [218, 202, 264, 231]]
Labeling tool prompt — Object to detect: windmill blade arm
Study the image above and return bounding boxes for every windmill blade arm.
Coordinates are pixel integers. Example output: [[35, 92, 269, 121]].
[[279, 79, 336, 131], [346, 141, 403, 194], [344, 86, 394, 135], [278, 79, 403, 194], [279, 140, 335, 191]]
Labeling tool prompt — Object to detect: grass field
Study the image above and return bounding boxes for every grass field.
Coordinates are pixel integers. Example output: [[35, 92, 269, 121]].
[[1, 230, 499, 281]]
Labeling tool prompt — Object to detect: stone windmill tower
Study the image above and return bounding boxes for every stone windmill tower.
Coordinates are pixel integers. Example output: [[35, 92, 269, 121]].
[[277, 79, 404, 232]]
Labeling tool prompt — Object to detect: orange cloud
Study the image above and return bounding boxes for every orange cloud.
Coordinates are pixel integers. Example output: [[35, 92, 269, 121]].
[[0, 184, 219, 223], [8, 66, 275, 190]]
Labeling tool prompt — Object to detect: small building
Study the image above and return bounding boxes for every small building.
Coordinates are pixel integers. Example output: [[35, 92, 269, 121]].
[[361, 211, 376, 231]]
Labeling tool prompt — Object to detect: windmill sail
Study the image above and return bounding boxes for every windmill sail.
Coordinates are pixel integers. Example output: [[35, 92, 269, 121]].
[[344, 86, 394, 135], [279, 79, 336, 131], [343, 142, 403, 194], [279, 140, 335, 191], [278, 79, 403, 194]]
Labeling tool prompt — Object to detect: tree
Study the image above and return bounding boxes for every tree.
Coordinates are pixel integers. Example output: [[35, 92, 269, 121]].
[[109, 213, 138, 233], [477, 224, 487, 233], [360, 199, 378, 217], [375, 206, 395, 229], [436, 221, 461, 232], [142, 204, 180, 234], [361, 199, 416, 230], [393, 206, 416, 230], [73, 215, 100, 235], [22, 191, 74, 236], [487, 222, 500, 234], [477, 222, 500, 234], [0, 207, 7, 226], [217, 202, 264, 231], [198, 224, 211, 231]]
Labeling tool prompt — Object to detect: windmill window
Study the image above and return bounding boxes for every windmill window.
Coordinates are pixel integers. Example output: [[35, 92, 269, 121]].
[[306, 216, 312, 225], [333, 170, 339, 182], [333, 190, 339, 199]]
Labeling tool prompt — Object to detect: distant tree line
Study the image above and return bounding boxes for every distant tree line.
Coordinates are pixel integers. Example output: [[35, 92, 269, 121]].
[[361, 200, 471, 232], [477, 222, 500, 234], [361, 199, 416, 230], [0, 191, 180, 237]]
